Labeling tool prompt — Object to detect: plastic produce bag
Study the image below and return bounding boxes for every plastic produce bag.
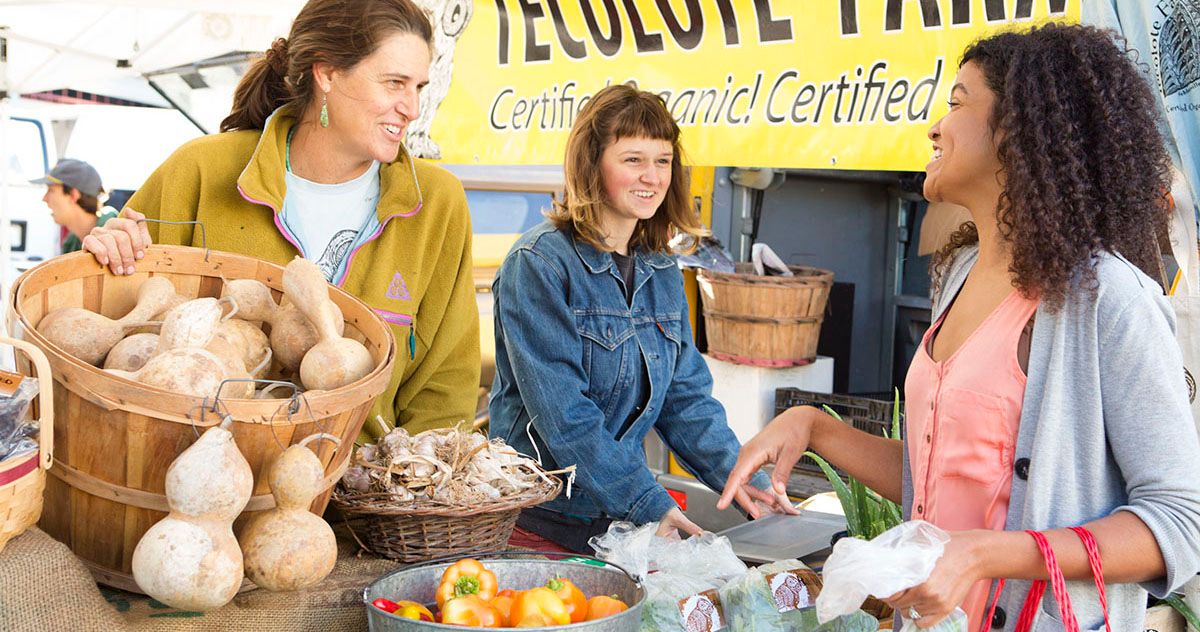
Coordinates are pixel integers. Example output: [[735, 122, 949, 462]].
[[590, 521, 747, 631], [719, 558, 821, 631], [675, 236, 736, 274], [779, 608, 879, 632], [817, 521, 967, 632], [899, 609, 967, 632], [0, 376, 39, 461]]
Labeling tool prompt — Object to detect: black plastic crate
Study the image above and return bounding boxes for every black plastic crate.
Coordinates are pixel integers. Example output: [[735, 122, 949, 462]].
[[773, 389, 904, 477]]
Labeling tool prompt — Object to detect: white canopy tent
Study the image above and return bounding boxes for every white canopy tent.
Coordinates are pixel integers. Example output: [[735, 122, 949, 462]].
[[0, 0, 303, 297], [0, 0, 302, 102]]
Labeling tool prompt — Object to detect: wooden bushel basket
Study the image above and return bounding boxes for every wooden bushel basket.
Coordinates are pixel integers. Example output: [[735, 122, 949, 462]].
[[697, 264, 833, 367], [0, 336, 53, 554], [8, 246, 396, 592]]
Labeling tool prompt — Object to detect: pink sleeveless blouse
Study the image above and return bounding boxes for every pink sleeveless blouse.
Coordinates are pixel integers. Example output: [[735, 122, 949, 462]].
[[904, 289, 1038, 632]]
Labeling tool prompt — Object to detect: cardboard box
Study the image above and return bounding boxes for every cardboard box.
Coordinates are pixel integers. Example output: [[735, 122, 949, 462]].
[[1146, 604, 1186, 632]]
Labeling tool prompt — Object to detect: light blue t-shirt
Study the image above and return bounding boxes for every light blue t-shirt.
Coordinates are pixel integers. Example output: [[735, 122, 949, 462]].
[[280, 161, 381, 282]]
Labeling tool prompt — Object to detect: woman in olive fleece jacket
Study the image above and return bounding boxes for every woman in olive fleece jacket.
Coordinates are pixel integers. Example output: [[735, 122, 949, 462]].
[[83, 0, 479, 439], [120, 106, 480, 439]]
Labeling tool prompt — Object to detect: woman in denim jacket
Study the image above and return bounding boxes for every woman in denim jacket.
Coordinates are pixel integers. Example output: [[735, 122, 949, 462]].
[[489, 85, 794, 552]]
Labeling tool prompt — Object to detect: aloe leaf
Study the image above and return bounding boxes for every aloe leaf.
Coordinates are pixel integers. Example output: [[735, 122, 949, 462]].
[[892, 388, 902, 440], [805, 450, 859, 535], [1164, 594, 1200, 630], [810, 400, 905, 538], [851, 477, 871, 538]]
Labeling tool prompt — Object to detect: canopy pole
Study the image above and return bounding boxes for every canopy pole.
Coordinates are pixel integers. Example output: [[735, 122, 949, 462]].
[[0, 26, 13, 312]]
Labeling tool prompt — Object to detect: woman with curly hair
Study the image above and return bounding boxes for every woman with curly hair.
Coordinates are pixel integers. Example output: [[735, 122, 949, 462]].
[[720, 23, 1200, 631]]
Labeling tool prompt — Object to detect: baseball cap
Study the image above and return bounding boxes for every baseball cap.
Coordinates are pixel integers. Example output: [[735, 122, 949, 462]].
[[30, 159, 103, 198]]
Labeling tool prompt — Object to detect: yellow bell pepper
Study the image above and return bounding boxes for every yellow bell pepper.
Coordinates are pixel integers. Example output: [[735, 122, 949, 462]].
[[511, 587, 570, 627], [440, 594, 502, 628], [490, 589, 520, 626], [545, 576, 588, 623], [436, 559, 499, 609], [394, 600, 435, 622]]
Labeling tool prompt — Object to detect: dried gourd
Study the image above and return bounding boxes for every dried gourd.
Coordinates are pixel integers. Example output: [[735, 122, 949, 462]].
[[106, 347, 228, 398], [240, 434, 338, 591], [269, 299, 344, 372], [283, 257, 373, 390], [221, 279, 278, 323], [129, 292, 188, 336], [156, 297, 224, 353], [211, 319, 272, 380], [37, 276, 175, 365], [203, 335, 255, 399], [131, 417, 252, 611], [103, 332, 159, 372]]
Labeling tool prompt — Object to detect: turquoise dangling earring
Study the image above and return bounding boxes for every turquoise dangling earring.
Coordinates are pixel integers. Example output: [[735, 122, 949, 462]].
[[319, 92, 329, 128]]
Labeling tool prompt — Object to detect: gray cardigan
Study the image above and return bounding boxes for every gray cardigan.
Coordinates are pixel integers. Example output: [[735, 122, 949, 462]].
[[901, 246, 1200, 631]]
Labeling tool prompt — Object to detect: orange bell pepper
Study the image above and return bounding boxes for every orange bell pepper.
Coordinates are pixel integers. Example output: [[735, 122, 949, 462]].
[[440, 594, 502, 627], [511, 587, 570, 627], [490, 590, 521, 626], [436, 559, 499, 609], [394, 600, 435, 622], [545, 576, 588, 623], [585, 595, 629, 620], [515, 613, 554, 627]]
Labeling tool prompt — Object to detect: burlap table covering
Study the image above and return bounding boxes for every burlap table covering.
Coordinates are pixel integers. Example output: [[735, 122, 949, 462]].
[[0, 527, 127, 632], [0, 526, 409, 632]]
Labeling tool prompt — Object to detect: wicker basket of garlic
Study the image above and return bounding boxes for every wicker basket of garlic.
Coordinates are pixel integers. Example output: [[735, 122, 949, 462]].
[[332, 422, 571, 562]]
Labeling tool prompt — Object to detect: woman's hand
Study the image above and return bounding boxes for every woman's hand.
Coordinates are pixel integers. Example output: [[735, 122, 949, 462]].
[[752, 489, 801, 518], [656, 507, 703, 539], [883, 530, 989, 628], [82, 208, 153, 275], [717, 406, 818, 515]]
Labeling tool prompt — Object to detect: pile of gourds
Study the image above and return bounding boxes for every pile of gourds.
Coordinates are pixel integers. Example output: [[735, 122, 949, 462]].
[[36, 257, 373, 397], [131, 421, 339, 610]]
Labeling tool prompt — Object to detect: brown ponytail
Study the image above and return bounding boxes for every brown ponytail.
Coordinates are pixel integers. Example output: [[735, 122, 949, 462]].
[[220, 0, 434, 132], [221, 38, 292, 132]]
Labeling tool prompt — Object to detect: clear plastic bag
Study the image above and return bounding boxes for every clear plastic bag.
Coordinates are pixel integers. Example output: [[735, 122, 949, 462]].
[[898, 608, 967, 632], [816, 521, 967, 631], [589, 521, 747, 631], [779, 608, 879, 632], [675, 236, 736, 273], [0, 376, 39, 461], [719, 558, 819, 631]]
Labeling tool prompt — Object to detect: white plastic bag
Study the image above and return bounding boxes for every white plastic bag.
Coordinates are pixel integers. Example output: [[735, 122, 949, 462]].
[[591, 521, 748, 631], [817, 521, 967, 631], [589, 521, 747, 583]]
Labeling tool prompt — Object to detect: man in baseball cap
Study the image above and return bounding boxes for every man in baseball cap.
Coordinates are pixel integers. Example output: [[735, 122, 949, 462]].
[[30, 159, 118, 254]]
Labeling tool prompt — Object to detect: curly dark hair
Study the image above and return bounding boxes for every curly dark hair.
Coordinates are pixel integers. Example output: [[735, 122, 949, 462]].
[[933, 22, 1173, 308]]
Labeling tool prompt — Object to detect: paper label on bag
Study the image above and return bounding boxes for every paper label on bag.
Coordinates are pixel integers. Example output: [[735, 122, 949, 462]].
[[0, 370, 25, 397], [767, 569, 821, 612], [678, 589, 725, 632]]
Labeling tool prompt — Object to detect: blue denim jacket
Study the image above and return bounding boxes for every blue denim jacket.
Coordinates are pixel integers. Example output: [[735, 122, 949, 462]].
[[489, 222, 768, 525]]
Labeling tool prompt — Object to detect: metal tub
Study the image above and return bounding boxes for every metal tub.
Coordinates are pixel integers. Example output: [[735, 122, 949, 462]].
[[365, 553, 644, 631]]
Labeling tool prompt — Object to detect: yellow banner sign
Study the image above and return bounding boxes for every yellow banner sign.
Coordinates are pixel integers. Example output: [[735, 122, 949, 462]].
[[424, 0, 1079, 170]]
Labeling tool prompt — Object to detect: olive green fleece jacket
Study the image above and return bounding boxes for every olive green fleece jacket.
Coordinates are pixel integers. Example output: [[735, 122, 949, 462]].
[[125, 107, 480, 440]]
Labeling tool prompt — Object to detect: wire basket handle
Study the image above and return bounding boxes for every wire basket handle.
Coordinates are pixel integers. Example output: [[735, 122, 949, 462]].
[[136, 218, 210, 261], [392, 549, 641, 585]]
